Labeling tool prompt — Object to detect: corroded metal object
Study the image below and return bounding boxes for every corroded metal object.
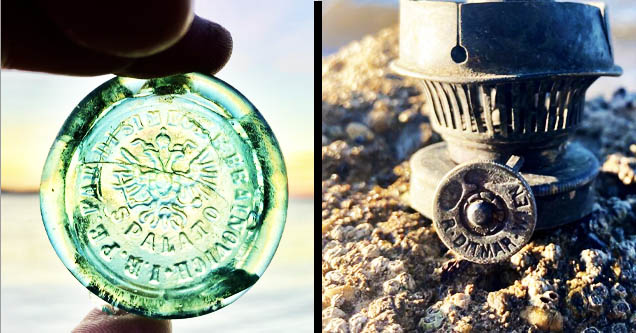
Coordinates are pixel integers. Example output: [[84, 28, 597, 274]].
[[392, 0, 622, 263], [433, 157, 536, 263]]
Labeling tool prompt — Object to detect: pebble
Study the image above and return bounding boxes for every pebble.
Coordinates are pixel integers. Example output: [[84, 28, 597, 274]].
[[346, 122, 375, 142], [324, 317, 348, 333], [323, 306, 346, 320], [520, 306, 564, 332], [349, 313, 368, 333]]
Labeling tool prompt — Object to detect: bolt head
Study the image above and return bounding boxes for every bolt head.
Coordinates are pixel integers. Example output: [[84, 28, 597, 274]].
[[466, 200, 494, 226]]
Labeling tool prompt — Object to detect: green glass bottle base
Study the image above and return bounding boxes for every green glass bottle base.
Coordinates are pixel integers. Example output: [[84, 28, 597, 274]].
[[40, 73, 288, 318]]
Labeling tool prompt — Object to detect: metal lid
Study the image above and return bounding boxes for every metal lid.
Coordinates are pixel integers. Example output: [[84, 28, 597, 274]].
[[391, 0, 622, 83], [40, 73, 288, 318]]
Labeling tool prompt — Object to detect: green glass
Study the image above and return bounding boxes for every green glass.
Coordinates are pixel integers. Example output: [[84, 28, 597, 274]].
[[40, 73, 288, 318]]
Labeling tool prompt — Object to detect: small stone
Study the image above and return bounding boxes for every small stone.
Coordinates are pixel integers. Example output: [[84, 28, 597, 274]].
[[541, 244, 562, 262], [331, 293, 345, 308], [602, 153, 636, 185], [346, 122, 375, 142], [348, 223, 373, 240], [361, 243, 380, 258], [383, 278, 401, 295], [383, 323, 404, 333], [369, 256, 389, 276], [487, 291, 508, 315], [382, 272, 415, 295], [453, 321, 473, 333], [324, 285, 356, 306], [387, 260, 406, 275], [520, 306, 563, 332], [325, 270, 345, 285], [396, 272, 416, 290], [524, 276, 551, 299], [450, 293, 471, 310], [510, 250, 535, 269], [324, 317, 348, 333], [580, 249, 609, 282], [368, 296, 395, 318], [323, 306, 347, 320], [349, 313, 368, 333], [367, 102, 394, 133], [398, 109, 417, 123]]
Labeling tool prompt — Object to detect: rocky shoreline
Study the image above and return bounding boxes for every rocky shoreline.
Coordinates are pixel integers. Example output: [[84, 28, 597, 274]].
[[322, 26, 636, 332]]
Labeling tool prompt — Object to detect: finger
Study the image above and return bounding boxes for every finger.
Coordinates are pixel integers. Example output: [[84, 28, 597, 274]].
[[1, 0, 129, 75], [114, 15, 233, 78], [2, 2, 232, 77], [40, 0, 193, 58], [72, 306, 171, 333]]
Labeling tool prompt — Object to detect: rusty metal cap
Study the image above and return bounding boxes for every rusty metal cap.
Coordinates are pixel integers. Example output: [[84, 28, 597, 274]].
[[391, 0, 622, 83]]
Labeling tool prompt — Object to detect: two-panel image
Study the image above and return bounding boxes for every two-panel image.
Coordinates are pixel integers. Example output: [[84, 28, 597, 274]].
[[1, 0, 636, 332]]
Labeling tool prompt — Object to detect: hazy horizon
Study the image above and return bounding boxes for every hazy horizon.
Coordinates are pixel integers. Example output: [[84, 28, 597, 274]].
[[2, 1, 314, 196]]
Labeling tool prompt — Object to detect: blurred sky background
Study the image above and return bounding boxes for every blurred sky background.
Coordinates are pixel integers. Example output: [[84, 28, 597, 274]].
[[323, 0, 636, 98], [1, 1, 313, 332], [2, 1, 314, 197]]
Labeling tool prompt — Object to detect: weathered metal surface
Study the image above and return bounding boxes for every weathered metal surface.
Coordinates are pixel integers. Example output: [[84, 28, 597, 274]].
[[433, 159, 536, 263], [391, 0, 621, 83], [410, 142, 599, 231], [393, 0, 621, 263], [418, 77, 597, 166]]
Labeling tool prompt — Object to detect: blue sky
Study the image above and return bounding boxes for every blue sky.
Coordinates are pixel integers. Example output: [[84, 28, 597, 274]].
[[1, 1, 313, 192]]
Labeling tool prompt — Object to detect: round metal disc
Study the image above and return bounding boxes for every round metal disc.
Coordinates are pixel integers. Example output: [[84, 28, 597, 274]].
[[433, 161, 536, 264], [40, 73, 288, 318]]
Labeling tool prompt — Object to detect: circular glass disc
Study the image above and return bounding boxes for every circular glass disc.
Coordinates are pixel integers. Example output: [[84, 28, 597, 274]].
[[40, 73, 288, 318]]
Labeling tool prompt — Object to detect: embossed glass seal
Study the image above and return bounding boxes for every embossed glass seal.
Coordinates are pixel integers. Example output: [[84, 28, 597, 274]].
[[40, 73, 288, 318]]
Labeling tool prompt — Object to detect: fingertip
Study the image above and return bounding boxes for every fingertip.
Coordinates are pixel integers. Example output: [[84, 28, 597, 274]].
[[114, 15, 233, 78], [42, 0, 194, 58], [73, 307, 171, 333], [201, 19, 233, 74]]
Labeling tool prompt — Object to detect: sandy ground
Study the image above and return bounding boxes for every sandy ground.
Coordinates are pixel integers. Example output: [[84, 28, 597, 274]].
[[322, 26, 636, 332]]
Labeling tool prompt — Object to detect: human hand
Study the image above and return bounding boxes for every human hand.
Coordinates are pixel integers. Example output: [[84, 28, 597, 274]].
[[1, 0, 232, 78], [72, 305, 171, 333]]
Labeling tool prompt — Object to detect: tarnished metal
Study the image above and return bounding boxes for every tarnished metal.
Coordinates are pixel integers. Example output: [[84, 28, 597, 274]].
[[433, 157, 536, 264], [391, 0, 621, 83], [411, 141, 599, 230], [392, 0, 622, 263]]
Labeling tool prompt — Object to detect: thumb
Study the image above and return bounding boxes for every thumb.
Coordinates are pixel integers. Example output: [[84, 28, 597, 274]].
[[72, 306, 172, 333]]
